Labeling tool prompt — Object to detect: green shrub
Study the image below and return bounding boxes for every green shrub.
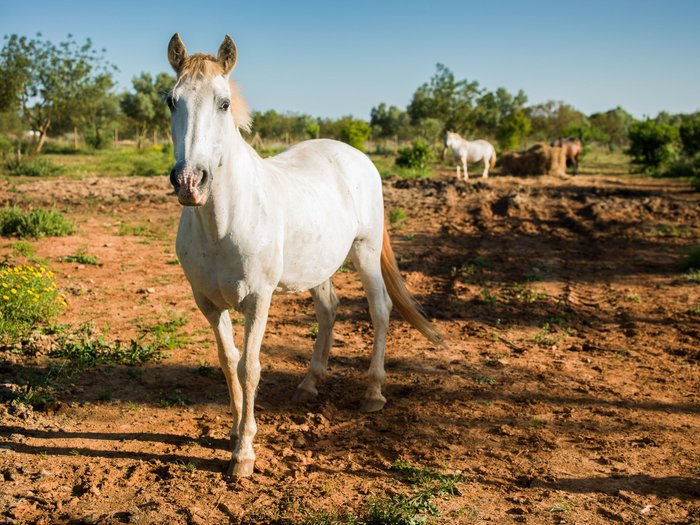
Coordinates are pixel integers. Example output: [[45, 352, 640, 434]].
[[627, 120, 679, 169], [0, 205, 75, 238], [680, 117, 700, 156], [395, 140, 432, 171], [0, 264, 66, 345], [340, 119, 372, 152], [680, 245, 700, 271], [4, 157, 63, 177]]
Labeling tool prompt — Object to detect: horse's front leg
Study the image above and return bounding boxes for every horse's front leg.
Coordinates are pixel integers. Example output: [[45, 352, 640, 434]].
[[463, 158, 469, 180], [195, 294, 242, 448], [229, 291, 272, 477]]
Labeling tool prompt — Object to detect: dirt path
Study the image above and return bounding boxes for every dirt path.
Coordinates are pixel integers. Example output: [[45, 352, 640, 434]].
[[1, 171, 699, 524]]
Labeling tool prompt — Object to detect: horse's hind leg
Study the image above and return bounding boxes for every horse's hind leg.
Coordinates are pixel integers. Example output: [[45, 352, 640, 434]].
[[463, 157, 469, 180], [350, 240, 392, 412], [293, 279, 338, 402]]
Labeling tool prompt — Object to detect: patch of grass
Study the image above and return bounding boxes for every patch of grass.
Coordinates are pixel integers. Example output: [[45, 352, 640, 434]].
[[6, 241, 35, 258], [653, 223, 692, 238], [388, 208, 407, 227], [159, 389, 192, 407], [534, 322, 560, 347], [627, 293, 641, 302], [503, 283, 547, 303], [52, 323, 172, 369], [474, 376, 495, 386], [548, 500, 573, 513], [138, 314, 190, 351], [358, 461, 464, 524], [117, 222, 158, 238], [308, 322, 319, 340], [481, 288, 497, 307], [44, 145, 173, 179], [0, 205, 75, 239], [689, 306, 700, 315], [60, 247, 100, 266], [0, 264, 66, 345], [687, 269, 700, 284], [4, 157, 63, 177]]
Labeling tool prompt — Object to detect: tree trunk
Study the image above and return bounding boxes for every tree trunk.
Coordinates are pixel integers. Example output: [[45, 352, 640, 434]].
[[34, 131, 48, 153], [74, 127, 79, 150]]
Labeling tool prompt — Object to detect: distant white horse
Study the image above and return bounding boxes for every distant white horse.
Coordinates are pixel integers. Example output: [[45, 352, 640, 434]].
[[444, 131, 497, 180], [166, 34, 442, 477]]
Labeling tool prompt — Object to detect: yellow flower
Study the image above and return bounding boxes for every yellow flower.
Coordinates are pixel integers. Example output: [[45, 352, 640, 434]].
[[33, 297, 39, 302], [2, 295, 8, 300], [10, 289, 17, 295], [1, 283, 7, 288]]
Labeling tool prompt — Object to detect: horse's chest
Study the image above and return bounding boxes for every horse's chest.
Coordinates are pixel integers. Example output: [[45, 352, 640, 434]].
[[176, 235, 249, 310]]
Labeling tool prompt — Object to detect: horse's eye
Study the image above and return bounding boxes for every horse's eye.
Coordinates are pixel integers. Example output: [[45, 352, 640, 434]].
[[166, 95, 175, 111], [220, 100, 230, 112]]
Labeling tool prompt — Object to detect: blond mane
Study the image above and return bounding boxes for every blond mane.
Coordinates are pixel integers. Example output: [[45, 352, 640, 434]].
[[177, 53, 252, 132]]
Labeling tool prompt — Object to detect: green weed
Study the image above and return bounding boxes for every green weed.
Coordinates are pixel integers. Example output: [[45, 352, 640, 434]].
[[60, 247, 100, 266], [309, 322, 319, 340], [4, 157, 63, 177], [0, 205, 75, 239], [481, 288, 497, 307], [388, 208, 407, 226]]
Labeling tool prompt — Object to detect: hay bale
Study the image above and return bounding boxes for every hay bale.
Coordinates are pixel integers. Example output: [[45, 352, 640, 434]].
[[501, 142, 567, 176]]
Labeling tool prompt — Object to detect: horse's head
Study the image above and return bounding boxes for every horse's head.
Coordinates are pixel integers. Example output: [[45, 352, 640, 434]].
[[166, 33, 247, 206]]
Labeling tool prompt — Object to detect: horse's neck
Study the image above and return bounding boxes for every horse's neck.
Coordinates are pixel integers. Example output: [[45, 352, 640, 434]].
[[197, 130, 266, 240]]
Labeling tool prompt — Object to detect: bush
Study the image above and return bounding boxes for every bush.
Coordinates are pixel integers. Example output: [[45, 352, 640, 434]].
[[4, 157, 63, 177], [395, 140, 433, 170], [340, 120, 371, 152], [627, 119, 679, 169], [680, 117, 700, 156], [680, 245, 700, 271], [0, 264, 66, 345], [0, 205, 76, 238]]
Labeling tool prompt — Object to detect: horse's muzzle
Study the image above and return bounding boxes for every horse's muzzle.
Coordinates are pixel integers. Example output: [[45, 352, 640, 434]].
[[170, 162, 210, 206]]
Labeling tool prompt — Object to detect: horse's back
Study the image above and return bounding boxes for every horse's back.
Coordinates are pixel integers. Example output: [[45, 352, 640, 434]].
[[263, 139, 385, 291], [265, 139, 383, 225]]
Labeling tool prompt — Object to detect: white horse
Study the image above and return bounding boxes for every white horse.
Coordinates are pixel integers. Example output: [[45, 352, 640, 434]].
[[166, 34, 442, 477], [444, 131, 497, 180]]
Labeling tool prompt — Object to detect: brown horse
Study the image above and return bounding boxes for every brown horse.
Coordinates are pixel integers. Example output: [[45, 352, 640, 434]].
[[551, 137, 582, 175]]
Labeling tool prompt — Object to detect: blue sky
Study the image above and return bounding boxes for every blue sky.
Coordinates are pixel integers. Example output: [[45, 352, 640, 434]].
[[1, 0, 698, 120]]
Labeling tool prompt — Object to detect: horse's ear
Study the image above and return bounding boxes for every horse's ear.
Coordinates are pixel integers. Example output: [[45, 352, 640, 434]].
[[168, 33, 187, 74], [217, 35, 238, 75]]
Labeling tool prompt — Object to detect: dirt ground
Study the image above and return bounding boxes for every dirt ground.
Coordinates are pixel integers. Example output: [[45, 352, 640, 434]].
[[1, 166, 699, 524]]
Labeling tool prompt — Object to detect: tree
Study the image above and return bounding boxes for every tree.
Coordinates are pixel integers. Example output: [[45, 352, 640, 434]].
[[474, 87, 528, 138], [370, 103, 412, 140], [588, 107, 636, 150], [526, 100, 586, 140], [497, 111, 531, 151], [339, 118, 371, 152], [407, 64, 481, 134], [120, 72, 174, 148], [679, 114, 700, 157], [627, 119, 679, 168], [0, 33, 115, 152]]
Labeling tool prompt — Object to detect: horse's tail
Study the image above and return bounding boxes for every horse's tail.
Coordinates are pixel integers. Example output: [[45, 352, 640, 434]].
[[490, 149, 497, 170], [380, 224, 443, 347]]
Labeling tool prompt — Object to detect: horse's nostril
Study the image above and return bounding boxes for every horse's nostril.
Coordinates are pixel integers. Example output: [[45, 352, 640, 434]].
[[200, 170, 208, 185], [170, 168, 178, 187]]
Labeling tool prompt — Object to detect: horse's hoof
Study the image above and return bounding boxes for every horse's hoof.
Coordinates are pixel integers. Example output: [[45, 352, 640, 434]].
[[227, 458, 255, 478], [361, 397, 386, 413], [292, 387, 317, 404]]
